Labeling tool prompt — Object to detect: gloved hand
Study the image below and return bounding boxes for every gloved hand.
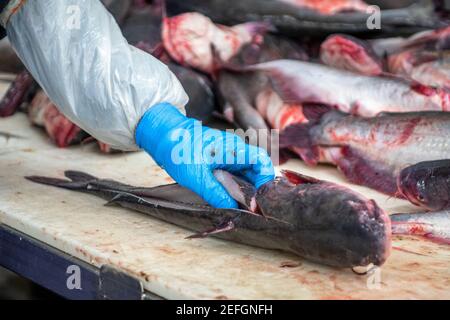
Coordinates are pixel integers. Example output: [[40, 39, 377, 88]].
[[3, 0, 188, 151], [136, 103, 275, 209]]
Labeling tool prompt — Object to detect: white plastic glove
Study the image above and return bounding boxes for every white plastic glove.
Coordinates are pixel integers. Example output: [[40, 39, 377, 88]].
[[1, 0, 188, 151]]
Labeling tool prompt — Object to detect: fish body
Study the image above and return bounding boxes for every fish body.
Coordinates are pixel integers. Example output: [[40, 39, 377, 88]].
[[391, 210, 450, 244], [26, 170, 391, 268], [398, 160, 450, 211], [388, 50, 450, 89], [0, 38, 24, 73], [166, 0, 440, 37], [121, 1, 163, 48], [280, 109, 450, 195], [162, 12, 268, 74], [0, 71, 36, 118], [217, 71, 271, 146], [246, 60, 450, 116], [168, 63, 216, 122], [101, 0, 132, 25]]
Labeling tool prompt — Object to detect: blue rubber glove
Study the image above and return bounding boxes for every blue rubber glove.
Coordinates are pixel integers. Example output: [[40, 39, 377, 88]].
[[136, 103, 275, 209]]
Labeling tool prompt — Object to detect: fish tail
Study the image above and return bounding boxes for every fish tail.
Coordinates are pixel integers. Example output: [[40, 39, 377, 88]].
[[26, 171, 98, 191]]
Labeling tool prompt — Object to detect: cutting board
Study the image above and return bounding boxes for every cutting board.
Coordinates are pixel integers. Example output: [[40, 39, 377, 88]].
[[0, 90, 449, 299]]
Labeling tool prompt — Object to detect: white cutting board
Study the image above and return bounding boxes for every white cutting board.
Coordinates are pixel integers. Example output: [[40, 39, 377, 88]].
[[0, 90, 449, 299]]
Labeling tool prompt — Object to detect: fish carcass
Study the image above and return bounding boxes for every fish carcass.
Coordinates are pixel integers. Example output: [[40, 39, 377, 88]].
[[280, 108, 450, 196], [26, 169, 391, 268], [166, 0, 442, 37], [244, 60, 450, 117], [391, 210, 450, 245]]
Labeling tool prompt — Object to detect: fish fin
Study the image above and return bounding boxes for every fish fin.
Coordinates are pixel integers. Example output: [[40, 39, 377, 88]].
[[302, 104, 332, 123], [64, 171, 98, 182], [281, 170, 323, 185], [104, 193, 130, 207], [213, 170, 257, 212], [186, 219, 235, 239], [25, 176, 87, 190], [279, 123, 320, 165], [334, 147, 398, 196]]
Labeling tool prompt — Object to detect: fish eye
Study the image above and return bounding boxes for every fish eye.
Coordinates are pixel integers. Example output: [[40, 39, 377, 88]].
[[416, 194, 425, 202]]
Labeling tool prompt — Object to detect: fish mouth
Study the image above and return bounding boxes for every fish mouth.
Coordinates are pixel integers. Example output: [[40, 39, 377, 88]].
[[368, 200, 392, 267], [396, 170, 427, 209]]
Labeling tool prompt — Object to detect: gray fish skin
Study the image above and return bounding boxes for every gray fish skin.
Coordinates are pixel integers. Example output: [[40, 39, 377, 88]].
[[398, 160, 450, 211], [391, 210, 450, 244], [166, 0, 441, 37], [0, 38, 24, 73], [168, 63, 216, 122], [246, 60, 450, 117], [217, 71, 271, 146], [26, 170, 391, 268], [280, 110, 450, 196]]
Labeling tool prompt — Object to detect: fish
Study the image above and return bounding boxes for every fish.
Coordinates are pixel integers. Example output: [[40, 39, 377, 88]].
[[162, 12, 269, 74], [280, 108, 450, 196], [0, 38, 24, 73], [166, 0, 442, 37], [320, 34, 384, 75], [217, 71, 271, 147], [391, 210, 450, 245], [28, 90, 89, 148], [0, 70, 37, 118], [319, 27, 450, 88], [387, 50, 450, 89], [119, 3, 217, 122], [168, 63, 216, 122], [398, 160, 450, 211], [101, 0, 132, 25], [121, 0, 164, 50], [243, 60, 450, 117], [26, 169, 392, 268], [371, 25, 450, 57]]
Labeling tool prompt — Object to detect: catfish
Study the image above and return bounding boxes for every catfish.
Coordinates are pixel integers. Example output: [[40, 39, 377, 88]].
[[26, 169, 392, 268]]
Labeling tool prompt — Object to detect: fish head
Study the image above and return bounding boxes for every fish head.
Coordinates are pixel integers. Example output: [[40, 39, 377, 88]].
[[299, 185, 392, 268], [398, 161, 450, 211], [259, 172, 392, 268]]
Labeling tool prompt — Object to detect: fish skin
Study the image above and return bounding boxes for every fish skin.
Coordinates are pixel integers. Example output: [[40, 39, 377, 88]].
[[391, 210, 450, 245], [0, 38, 24, 74], [0, 71, 36, 118], [217, 71, 271, 147], [166, 0, 441, 37], [280, 109, 450, 196], [168, 63, 216, 123], [121, 1, 163, 48], [101, 0, 132, 25], [398, 160, 450, 211], [245, 60, 450, 116], [25, 169, 391, 268]]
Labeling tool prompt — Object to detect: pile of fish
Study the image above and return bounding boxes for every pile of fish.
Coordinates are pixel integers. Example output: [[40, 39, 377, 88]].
[[2, 0, 450, 267]]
